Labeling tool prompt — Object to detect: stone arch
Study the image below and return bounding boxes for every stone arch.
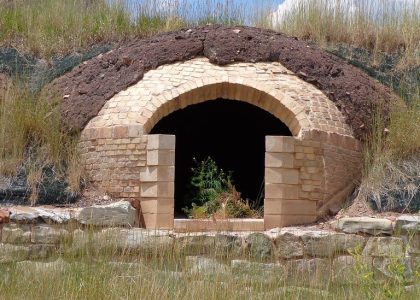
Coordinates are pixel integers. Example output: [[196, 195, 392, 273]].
[[143, 81, 309, 137], [79, 58, 362, 230]]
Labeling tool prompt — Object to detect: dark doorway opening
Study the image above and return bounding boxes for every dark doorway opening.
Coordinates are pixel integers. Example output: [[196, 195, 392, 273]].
[[150, 99, 292, 217]]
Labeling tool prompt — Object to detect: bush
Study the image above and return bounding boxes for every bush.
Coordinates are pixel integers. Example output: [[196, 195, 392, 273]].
[[183, 157, 260, 219]]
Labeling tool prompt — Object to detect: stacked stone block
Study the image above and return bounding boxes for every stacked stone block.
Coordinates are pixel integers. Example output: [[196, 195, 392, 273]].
[[265, 136, 318, 229], [140, 135, 175, 229]]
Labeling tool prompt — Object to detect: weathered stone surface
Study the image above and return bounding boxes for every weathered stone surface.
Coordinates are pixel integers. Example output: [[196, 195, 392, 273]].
[[177, 235, 215, 255], [302, 232, 365, 257], [9, 206, 75, 224], [245, 233, 273, 261], [395, 215, 420, 233], [214, 234, 243, 257], [31, 225, 70, 244], [274, 232, 303, 259], [76, 201, 137, 226], [333, 217, 393, 235], [28, 244, 57, 260], [363, 237, 405, 258], [1, 225, 31, 244], [0, 243, 30, 262], [185, 256, 230, 275], [286, 258, 332, 284], [124, 229, 173, 252], [16, 258, 70, 273], [231, 259, 284, 276], [332, 255, 372, 283], [406, 235, 420, 255], [372, 257, 410, 280]]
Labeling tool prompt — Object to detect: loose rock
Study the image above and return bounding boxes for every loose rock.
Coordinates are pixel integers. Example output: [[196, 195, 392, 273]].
[[333, 217, 393, 235]]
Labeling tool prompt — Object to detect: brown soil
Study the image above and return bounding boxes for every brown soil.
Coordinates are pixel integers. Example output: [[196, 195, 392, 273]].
[[44, 25, 399, 139]]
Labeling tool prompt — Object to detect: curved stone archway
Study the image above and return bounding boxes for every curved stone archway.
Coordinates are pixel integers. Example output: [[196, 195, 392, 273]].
[[79, 58, 362, 230]]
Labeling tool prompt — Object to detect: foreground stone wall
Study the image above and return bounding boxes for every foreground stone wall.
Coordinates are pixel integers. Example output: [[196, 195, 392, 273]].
[[1, 216, 419, 285]]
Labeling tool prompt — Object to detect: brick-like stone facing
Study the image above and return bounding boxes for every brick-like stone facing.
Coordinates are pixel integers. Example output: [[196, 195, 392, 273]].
[[79, 135, 147, 198]]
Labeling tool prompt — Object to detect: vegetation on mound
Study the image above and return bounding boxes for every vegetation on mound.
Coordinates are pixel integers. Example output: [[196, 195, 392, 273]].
[[183, 157, 261, 219], [0, 83, 81, 204]]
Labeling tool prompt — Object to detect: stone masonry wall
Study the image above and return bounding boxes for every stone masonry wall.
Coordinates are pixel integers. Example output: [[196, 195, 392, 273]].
[[79, 57, 363, 229]]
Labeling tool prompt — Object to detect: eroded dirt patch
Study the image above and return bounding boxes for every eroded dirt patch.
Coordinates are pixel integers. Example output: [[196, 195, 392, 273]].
[[45, 25, 399, 139]]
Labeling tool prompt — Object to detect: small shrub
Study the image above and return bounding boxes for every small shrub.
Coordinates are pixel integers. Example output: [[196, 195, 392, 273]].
[[183, 157, 260, 219]]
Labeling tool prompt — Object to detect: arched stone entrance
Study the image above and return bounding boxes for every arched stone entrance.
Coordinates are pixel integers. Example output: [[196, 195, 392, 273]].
[[79, 58, 362, 230]]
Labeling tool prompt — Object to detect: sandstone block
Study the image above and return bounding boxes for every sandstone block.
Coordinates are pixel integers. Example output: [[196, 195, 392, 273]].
[[266, 136, 295, 153], [140, 166, 175, 182], [265, 184, 299, 199], [265, 152, 294, 168], [265, 214, 317, 229], [265, 199, 317, 216], [142, 213, 173, 229], [140, 198, 174, 214], [301, 232, 366, 257], [333, 217, 393, 235], [362, 237, 405, 258], [76, 201, 138, 227], [147, 134, 175, 150], [140, 182, 174, 198], [146, 150, 175, 166], [265, 168, 299, 185], [274, 232, 303, 259]]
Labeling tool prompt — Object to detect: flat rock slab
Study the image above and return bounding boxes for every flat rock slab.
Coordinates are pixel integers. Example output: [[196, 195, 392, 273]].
[[76, 201, 137, 227], [333, 217, 393, 235], [8, 206, 76, 224], [395, 215, 420, 233]]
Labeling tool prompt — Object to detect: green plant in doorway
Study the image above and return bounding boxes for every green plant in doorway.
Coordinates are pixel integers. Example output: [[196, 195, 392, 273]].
[[183, 157, 261, 219]]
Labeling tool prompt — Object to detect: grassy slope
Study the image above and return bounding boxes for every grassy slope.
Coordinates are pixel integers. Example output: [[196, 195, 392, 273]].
[[0, 0, 419, 208]]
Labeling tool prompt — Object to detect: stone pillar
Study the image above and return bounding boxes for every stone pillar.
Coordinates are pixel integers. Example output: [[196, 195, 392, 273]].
[[264, 136, 317, 229], [140, 135, 175, 229]]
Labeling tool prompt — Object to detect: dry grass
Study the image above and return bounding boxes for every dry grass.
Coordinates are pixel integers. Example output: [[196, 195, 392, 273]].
[[0, 227, 419, 300], [274, 0, 420, 68], [0, 82, 82, 202]]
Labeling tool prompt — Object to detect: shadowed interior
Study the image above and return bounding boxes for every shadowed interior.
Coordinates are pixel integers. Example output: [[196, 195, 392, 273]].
[[150, 99, 292, 216]]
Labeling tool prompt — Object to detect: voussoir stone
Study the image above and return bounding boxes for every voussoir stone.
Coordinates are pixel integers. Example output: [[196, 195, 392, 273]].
[[76, 201, 137, 226], [395, 215, 420, 233], [362, 237, 405, 258], [333, 217, 393, 235], [302, 231, 366, 257]]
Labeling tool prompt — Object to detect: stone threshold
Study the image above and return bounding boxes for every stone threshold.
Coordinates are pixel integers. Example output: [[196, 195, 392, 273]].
[[174, 218, 264, 232]]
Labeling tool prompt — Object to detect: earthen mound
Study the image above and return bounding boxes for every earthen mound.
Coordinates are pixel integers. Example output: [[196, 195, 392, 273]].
[[45, 25, 399, 139]]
